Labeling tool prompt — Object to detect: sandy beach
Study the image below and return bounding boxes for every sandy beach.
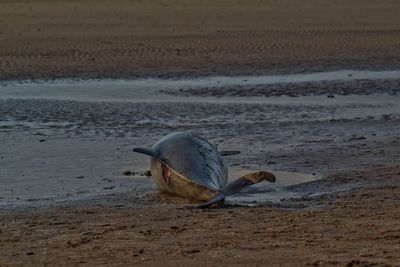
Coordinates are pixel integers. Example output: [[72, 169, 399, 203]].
[[1, 0, 400, 266], [1, 0, 400, 80]]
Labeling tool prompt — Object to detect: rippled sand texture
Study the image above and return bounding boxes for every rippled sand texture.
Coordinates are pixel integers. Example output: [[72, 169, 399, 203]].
[[1, 0, 400, 79]]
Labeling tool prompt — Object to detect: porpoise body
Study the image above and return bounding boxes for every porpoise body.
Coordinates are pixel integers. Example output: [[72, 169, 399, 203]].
[[133, 132, 275, 208]]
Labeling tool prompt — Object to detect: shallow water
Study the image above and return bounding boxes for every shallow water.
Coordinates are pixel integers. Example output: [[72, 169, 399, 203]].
[[227, 169, 319, 205], [1, 70, 400, 209], [1, 69, 400, 102], [1, 70, 400, 131]]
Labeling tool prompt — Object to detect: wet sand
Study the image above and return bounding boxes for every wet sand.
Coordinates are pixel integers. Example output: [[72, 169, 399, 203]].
[[1, 0, 400, 266], [1, 168, 400, 266]]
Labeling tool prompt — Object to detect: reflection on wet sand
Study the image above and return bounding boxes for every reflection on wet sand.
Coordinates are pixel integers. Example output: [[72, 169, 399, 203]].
[[1, 72, 400, 209]]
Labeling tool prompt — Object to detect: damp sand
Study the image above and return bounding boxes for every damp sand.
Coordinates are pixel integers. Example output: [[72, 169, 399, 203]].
[[1, 72, 400, 210]]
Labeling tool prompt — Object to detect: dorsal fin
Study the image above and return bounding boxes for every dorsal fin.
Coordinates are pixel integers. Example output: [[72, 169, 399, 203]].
[[133, 148, 160, 159]]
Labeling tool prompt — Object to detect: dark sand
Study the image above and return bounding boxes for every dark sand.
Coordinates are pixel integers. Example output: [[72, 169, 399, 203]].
[[1, 0, 400, 266], [1, 167, 400, 266], [1, 0, 400, 80]]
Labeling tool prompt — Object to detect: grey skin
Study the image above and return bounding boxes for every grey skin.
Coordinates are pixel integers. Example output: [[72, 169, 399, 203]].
[[133, 132, 276, 208]]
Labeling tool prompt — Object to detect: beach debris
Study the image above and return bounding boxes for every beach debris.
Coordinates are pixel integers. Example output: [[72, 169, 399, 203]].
[[347, 136, 367, 141], [103, 186, 115, 190], [122, 170, 135, 176], [133, 132, 275, 208], [122, 170, 152, 177], [220, 150, 241, 156]]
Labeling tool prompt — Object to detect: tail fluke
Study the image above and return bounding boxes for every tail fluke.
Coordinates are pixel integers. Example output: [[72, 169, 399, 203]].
[[222, 171, 276, 196], [197, 171, 276, 208], [197, 191, 226, 209]]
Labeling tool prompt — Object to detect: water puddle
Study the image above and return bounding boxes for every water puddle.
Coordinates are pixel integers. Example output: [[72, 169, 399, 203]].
[[226, 169, 320, 205], [124, 168, 322, 206], [1, 69, 400, 102]]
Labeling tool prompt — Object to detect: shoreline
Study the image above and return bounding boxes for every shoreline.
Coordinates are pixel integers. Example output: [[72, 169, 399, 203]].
[[3, 61, 400, 83], [1, 70, 400, 101]]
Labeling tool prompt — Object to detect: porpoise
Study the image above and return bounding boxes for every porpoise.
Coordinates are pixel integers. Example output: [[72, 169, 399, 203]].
[[133, 132, 276, 208]]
